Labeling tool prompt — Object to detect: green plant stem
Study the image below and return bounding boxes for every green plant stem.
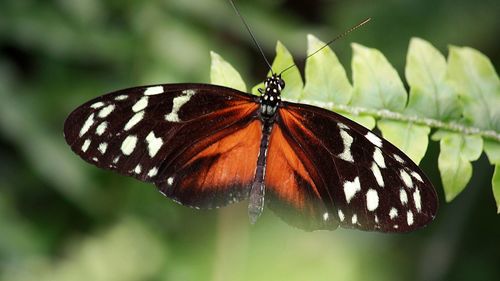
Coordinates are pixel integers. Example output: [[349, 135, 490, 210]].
[[297, 99, 500, 142]]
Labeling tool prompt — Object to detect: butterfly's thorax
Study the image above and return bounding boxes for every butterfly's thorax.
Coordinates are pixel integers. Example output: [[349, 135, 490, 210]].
[[259, 74, 284, 119]]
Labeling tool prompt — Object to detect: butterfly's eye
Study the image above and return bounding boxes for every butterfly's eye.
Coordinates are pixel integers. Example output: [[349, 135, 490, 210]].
[[278, 79, 285, 90]]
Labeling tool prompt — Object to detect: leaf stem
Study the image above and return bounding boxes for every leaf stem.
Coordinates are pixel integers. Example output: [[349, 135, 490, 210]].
[[297, 99, 500, 142]]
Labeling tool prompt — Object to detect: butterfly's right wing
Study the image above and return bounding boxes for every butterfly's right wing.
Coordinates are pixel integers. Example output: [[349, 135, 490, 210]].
[[64, 83, 261, 208], [264, 101, 438, 232]]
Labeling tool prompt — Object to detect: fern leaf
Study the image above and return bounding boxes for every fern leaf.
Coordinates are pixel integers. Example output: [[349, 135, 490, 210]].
[[209, 36, 500, 212]]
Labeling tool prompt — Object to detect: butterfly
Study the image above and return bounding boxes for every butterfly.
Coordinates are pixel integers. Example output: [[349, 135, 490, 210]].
[[64, 69, 438, 232]]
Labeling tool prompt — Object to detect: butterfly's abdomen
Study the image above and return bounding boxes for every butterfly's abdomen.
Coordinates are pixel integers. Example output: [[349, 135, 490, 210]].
[[248, 120, 274, 223]]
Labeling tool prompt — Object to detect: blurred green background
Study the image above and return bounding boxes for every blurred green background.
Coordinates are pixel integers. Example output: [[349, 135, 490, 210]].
[[1, 0, 499, 280]]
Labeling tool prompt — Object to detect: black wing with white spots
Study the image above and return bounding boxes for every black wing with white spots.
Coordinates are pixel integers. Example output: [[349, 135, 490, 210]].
[[64, 83, 261, 208], [270, 101, 438, 232]]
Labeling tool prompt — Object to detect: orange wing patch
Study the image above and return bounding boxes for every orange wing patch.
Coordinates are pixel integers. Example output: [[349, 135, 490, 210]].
[[157, 119, 262, 208], [265, 125, 321, 210], [184, 120, 262, 190]]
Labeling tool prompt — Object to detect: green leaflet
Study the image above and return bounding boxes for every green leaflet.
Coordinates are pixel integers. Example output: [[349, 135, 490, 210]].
[[351, 43, 407, 112], [447, 46, 500, 132], [304, 34, 352, 104], [484, 140, 500, 165], [432, 131, 483, 202], [494, 165, 500, 213], [378, 120, 430, 164], [405, 38, 461, 120], [210, 51, 247, 92], [484, 141, 500, 212]]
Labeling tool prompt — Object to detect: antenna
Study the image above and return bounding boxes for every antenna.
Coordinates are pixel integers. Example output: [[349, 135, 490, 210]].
[[229, 0, 274, 74], [279, 17, 372, 75]]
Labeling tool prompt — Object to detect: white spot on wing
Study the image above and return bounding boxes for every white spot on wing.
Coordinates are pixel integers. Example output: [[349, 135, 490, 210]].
[[365, 132, 382, 147], [366, 189, 379, 211], [81, 139, 91, 152], [338, 129, 354, 162], [394, 154, 405, 164], [400, 170, 413, 188], [144, 86, 164, 95], [98, 104, 115, 118], [400, 189, 408, 205], [338, 123, 349, 130], [132, 96, 148, 112], [165, 90, 196, 122], [373, 147, 386, 168], [146, 131, 163, 157], [407, 211, 414, 225], [79, 113, 95, 137], [124, 111, 144, 131], [121, 135, 137, 156], [95, 122, 108, 136], [114, 95, 128, 101], [413, 188, 422, 212], [98, 142, 108, 154], [90, 101, 105, 109], [148, 167, 158, 178], [134, 164, 142, 174], [411, 171, 424, 182], [338, 210, 345, 221], [389, 208, 398, 219], [343, 177, 361, 203], [371, 163, 384, 187], [323, 212, 329, 221], [167, 176, 174, 185], [351, 214, 358, 224]]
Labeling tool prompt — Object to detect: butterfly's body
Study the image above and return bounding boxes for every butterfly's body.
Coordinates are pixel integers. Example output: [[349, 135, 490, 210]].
[[249, 75, 284, 223], [64, 73, 437, 232]]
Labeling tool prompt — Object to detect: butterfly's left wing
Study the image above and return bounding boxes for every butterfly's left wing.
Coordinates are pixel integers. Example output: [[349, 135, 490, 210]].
[[64, 83, 261, 209], [265, 101, 438, 232]]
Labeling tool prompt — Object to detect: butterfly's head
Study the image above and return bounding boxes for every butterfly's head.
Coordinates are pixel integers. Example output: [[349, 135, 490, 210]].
[[259, 74, 284, 117]]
